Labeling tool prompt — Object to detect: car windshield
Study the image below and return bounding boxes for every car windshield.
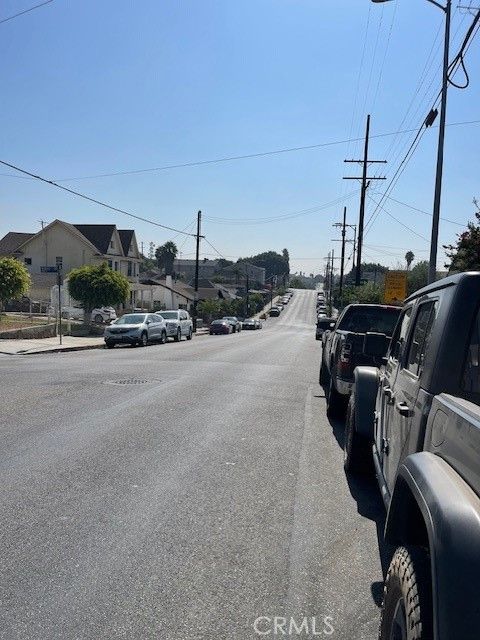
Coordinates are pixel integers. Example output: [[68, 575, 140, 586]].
[[115, 314, 146, 325], [211, 320, 225, 324], [338, 307, 401, 335], [223, 317, 236, 321], [160, 311, 178, 319]]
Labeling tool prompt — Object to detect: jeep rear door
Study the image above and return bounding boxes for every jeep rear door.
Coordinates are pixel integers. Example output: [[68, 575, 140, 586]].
[[375, 306, 413, 473], [384, 300, 438, 493]]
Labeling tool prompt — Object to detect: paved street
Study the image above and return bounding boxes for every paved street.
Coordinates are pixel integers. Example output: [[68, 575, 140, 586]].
[[0, 290, 387, 640]]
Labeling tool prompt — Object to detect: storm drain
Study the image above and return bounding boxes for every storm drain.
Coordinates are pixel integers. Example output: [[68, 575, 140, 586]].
[[105, 378, 158, 386]]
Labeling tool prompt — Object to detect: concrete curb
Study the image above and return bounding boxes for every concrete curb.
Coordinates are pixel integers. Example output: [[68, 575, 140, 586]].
[[0, 343, 106, 356]]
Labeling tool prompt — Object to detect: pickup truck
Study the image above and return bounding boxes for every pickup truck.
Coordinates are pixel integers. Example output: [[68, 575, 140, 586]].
[[345, 272, 480, 640], [319, 304, 401, 417]]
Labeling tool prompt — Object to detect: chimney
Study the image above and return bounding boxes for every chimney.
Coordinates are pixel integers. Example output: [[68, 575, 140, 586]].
[[165, 274, 174, 309]]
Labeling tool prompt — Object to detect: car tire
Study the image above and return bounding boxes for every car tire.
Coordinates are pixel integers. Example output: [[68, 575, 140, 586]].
[[187, 329, 193, 340], [139, 331, 148, 347], [344, 395, 372, 474], [160, 330, 167, 344], [379, 546, 432, 640], [319, 359, 329, 386], [105, 341, 115, 349], [174, 327, 181, 342], [326, 375, 346, 418], [94, 314, 104, 324]]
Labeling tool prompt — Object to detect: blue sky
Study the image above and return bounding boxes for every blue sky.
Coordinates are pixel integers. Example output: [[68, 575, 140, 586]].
[[1, 0, 479, 275]]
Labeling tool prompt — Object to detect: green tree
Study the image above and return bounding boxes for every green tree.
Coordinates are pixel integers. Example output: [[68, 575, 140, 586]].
[[444, 202, 480, 272], [0, 257, 31, 313], [197, 299, 222, 323], [341, 282, 383, 305], [155, 241, 178, 275], [242, 250, 289, 281], [68, 262, 129, 325], [289, 276, 306, 289], [407, 260, 429, 296], [405, 251, 415, 270]]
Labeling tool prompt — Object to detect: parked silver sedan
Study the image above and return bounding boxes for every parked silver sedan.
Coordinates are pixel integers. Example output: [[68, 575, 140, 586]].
[[104, 313, 167, 348]]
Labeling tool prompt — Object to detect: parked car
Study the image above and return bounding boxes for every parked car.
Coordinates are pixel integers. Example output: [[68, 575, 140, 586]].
[[316, 317, 335, 340], [209, 319, 232, 335], [255, 318, 263, 329], [242, 318, 257, 330], [269, 307, 281, 317], [48, 305, 117, 323], [222, 316, 242, 333], [104, 313, 167, 348], [320, 303, 401, 416], [155, 309, 193, 341], [345, 272, 480, 640]]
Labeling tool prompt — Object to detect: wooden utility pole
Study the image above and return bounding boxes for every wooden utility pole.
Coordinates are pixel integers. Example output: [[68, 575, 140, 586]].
[[193, 210, 202, 332], [344, 115, 386, 286]]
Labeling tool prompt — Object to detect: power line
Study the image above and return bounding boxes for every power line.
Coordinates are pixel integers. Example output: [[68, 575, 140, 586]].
[[1, 119, 478, 184], [366, 193, 429, 241], [381, 193, 466, 227], [204, 191, 359, 225], [0, 0, 53, 25], [0, 158, 197, 237]]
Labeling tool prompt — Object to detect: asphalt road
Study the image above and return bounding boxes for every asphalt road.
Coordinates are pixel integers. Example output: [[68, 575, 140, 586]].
[[0, 290, 387, 640]]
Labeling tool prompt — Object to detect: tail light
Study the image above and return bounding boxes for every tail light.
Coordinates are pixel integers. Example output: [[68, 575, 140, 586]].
[[338, 342, 352, 376]]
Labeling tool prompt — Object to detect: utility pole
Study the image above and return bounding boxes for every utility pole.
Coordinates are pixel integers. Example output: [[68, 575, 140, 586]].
[[428, 0, 452, 284], [332, 207, 347, 300], [193, 210, 202, 332], [344, 115, 386, 286], [329, 249, 334, 311], [246, 272, 250, 317]]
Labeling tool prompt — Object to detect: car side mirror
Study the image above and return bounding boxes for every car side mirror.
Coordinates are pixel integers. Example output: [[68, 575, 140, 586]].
[[146, 319, 151, 325], [329, 322, 335, 328], [363, 332, 390, 358]]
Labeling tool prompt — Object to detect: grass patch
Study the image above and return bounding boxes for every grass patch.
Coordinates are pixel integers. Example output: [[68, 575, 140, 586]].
[[0, 314, 51, 331]]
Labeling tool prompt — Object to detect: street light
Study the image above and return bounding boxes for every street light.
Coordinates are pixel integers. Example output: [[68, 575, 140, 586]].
[[372, 0, 451, 283]]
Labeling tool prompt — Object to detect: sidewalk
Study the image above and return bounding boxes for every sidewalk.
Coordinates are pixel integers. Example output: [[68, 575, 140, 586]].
[[0, 335, 105, 355], [253, 296, 280, 319]]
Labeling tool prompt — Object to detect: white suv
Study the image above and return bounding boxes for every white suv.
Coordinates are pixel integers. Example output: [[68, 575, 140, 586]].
[[155, 309, 193, 341]]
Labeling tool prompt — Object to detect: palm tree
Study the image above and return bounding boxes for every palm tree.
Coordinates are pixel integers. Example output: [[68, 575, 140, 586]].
[[405, 251, 415, 271], [155, 241, 178, 275]]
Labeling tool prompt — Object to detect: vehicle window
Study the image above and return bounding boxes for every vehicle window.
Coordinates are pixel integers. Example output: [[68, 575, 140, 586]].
[[389, 307, 412, 362], [160, 311, 178, 319], [338, 307, 401, 335], [153, 314, 163, 322], [462, 305, 480, 394], [115, 314, 146, 324], [405, 302, 438, 376]]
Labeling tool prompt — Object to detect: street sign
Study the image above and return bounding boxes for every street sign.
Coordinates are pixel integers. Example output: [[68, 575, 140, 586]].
[[384, 270, 407, 304], [41, 266, 57, 273]]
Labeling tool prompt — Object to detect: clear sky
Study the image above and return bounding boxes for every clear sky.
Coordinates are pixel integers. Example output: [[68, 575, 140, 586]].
[[1, 0, 479, 276]]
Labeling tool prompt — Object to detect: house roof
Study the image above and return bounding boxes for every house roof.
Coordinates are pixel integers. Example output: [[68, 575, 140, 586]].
[[118, 230, 134, 255], [174, 259, 218, 267], [73, 224, 116, 254], [0, 232, 35, 256]]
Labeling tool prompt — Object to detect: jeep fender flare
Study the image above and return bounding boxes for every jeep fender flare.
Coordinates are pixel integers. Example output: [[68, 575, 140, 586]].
[[385, 452, 480, 640], [352, 366, 379, 440]]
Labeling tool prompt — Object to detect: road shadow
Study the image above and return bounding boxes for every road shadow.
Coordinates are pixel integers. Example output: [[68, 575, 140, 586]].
[[326, 413, 394, 607]]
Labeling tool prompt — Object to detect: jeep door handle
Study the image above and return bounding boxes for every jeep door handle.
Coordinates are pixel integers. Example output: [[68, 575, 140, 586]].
[[396, 401, 411, 417], [383, 387, 394, 403]]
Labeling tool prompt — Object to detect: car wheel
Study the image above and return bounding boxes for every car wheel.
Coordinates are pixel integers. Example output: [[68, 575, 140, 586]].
[[319, 359, 329, 386], [94, 314, 104, 324], [139, 331, 148, 347], [344, 395, 372, 474], [379, 546, 432, 640], [326, 375, 346, 418], [174, 327, 181, 342], [187, 329, 193, 340], [160, 330, 167, 344], [105, 341, 115, 349]]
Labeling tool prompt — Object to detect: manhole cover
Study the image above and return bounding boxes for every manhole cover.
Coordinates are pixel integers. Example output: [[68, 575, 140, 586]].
[[105, 378, 155, 386]]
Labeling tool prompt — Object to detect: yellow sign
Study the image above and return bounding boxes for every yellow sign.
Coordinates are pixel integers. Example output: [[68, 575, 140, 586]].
[[384, 270, 407, 304]]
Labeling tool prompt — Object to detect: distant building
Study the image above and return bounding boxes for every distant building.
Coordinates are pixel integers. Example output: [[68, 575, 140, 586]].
[[219, 262, 266, 286], [173, 258, 219, 282]]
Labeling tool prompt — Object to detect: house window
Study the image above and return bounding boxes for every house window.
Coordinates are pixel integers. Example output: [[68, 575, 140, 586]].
[[108, 260, 113, 269], [127, 262, 132, 276], [114, 261, 118, 271], [110, 241, 114, 249], [24, 258, 32, 265]]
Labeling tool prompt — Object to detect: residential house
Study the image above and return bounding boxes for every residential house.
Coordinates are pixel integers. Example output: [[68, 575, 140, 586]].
[[0, 220, 141, 304], [173, 258, 219, 281]]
